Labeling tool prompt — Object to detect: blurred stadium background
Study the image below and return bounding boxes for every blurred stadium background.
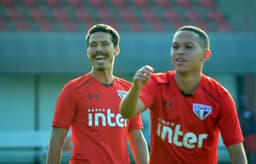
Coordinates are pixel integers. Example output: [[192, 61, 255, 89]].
[[0, 0, 256, 163]]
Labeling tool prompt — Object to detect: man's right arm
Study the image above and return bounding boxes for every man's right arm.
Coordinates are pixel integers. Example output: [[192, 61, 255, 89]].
[[46, 127, 69, 164], [120, 65, 154, 119]]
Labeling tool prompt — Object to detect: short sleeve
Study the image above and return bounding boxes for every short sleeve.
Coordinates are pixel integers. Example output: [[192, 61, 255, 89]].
[[128, 113, 143, 131], [218, 91, 244, 146], [52, 83, 77, 129]]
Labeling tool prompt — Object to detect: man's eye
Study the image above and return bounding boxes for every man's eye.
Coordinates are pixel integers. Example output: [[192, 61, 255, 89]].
[[172, 45, 179, 49], [90, 44, 96, 47], [186, 45, 193, 49]]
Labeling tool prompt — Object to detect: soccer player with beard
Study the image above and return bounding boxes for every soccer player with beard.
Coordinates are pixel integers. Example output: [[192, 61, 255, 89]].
[[47, 24, 149, 164], [120, 25, 248, 164]]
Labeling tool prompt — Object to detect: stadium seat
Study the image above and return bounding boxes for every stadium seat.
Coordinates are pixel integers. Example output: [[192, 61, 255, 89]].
[[164, 10, 182, 23], [218, 22, 232, 31], [44, 0, 61, 8], [208, 10, 226, 23], [74, 9, 92, 22], [16, 21, 32, 31], [0, 19, 7, 30], [97, 10, 115, 23], [186, 10, 204, 23], [63, 22, 77, 31], [52, 9, 71, 22], [197, 0, 215, 8], [88, 0, 105, 8], [132, 0, 149, 8], [39, 21, 54, 31], [30, 9, 48, 22], [6, 8, 25, 21], [154, 0, 171, 8], [119, 10, 138, 23], [110, 0, 127, 8], [130, 22, 144, 31], [0, 0, 15, 7], [66, 0, 83, 8], [21, 0, 38, 7], [152, 22, 167, 31], [142, 10, 159, 22], [175, 0, 192, 7]]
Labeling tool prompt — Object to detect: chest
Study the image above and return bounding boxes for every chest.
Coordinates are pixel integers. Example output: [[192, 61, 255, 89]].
[[151, 84, 220, 133]]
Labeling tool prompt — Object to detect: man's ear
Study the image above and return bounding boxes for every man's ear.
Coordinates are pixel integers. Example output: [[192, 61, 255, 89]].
[[115, 45, 120, 56], [204, 49, 211, 60]]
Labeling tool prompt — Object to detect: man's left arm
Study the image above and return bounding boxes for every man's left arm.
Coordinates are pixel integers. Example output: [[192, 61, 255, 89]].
[[227, 142, 248, 164], [128, 130, 149, 164]]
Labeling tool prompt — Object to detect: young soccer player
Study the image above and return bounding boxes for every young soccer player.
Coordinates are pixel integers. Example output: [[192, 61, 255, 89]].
[[120, 25, 248, 164]]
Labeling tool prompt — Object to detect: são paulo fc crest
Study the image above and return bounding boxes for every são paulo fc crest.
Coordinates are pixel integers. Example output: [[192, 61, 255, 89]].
[[117, 90, 127, 99], [192, 103, 212, 120]]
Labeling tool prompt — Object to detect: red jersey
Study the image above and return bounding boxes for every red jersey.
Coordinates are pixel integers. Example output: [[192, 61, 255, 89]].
[[52, 73, 143, 164], [139, 71, 243, 164]]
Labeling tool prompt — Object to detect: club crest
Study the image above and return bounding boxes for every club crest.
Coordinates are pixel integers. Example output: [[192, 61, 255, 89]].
[[117, 90, 127, 99], [193, 103, 212, 120]]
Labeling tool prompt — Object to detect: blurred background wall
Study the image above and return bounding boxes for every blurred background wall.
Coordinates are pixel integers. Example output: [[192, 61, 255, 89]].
[[0, 0, 256, 163]]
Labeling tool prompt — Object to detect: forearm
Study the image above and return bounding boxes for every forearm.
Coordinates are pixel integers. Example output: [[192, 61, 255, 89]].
[[129, 131, 150, 164], [120, 85, 141, 118], [228, 142, 248, 164], [46, 141, 63, 164]]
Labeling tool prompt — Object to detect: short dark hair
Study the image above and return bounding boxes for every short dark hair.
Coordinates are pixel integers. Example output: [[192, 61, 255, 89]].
[[176, 25, 209, 49], [86, 24, 120, 47]]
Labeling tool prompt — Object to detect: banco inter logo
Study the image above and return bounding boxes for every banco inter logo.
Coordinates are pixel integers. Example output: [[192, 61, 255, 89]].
[[88, 108, 127, 127], [157, 118, 208, 149]]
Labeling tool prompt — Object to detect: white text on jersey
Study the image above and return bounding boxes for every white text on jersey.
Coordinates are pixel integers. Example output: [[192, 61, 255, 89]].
[[157, 119, 208, 149], [88, 108, 127, 127]]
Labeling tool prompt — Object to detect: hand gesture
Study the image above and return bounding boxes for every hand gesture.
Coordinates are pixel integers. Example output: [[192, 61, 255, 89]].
[[133, 65, 154, 90]]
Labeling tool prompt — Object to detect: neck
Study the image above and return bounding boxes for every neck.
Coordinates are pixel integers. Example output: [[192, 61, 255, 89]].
[[91, 69, 114, 84], [175, 71, 202, 95]]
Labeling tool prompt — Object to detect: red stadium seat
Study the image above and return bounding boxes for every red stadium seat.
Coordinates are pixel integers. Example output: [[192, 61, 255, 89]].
[[52, 9, 71, 22], [75, 9, 92, 22], [44, 0, 61, 8], [197, 0, 215, 8], [119, 10, 138, 23], [218, 22, 232, 31], [39, 21, 54, 31], [16, 21, 32, 31], [63, 22, 77, 31], [175, 0, 192, 7], [110, 0, 127, 8], [164, 10, 182, 23], [130, 22, 144, 31], [30, 9, 48, 22], [97, 10, 115, 23], [132, 0, 149, 8], [152, 22, 167, 31], [142, 10, 159, 22], [21, 0, 38, 7], [66, 0, 83, 8], [208, 10, 226, 23], [186, 10, 204, 23], [154, 0, 171, 8], [0, 0, 15, 7], [0, 19, 7, 30], [88, 0, 105, 8], [6, 8, 25, 21]]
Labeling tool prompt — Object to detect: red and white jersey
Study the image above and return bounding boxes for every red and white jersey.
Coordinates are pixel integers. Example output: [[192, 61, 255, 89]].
[[52, 73, 143, 164], [139, 71, 243, 164]]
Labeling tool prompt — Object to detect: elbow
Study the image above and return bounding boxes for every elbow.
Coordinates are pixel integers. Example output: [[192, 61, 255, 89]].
[[120, 108, 132, 119]]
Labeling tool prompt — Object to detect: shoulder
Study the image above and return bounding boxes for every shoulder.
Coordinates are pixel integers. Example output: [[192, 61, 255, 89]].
[[201, 74, 231, 98], [64, 73, 93, 90], [151, 70, 175, 84]]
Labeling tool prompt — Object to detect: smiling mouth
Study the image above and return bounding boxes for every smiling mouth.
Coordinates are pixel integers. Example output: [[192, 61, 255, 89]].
[[175, 58, 186, 64], [93, 54, 107, 64]]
